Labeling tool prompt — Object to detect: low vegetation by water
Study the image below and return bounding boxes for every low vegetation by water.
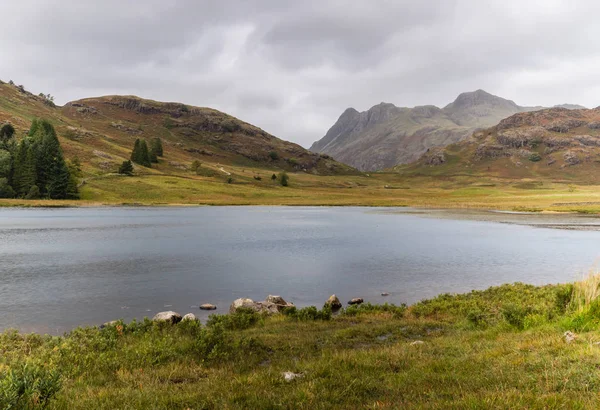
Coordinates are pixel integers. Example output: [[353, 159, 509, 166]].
[[5, 277, 600, 408]]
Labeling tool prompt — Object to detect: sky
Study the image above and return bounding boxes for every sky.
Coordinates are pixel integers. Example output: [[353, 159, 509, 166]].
[[1, 0, 600, 148]]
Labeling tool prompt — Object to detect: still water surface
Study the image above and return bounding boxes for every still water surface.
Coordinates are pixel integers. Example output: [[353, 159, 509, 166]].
[[1, 206, 599, 334]]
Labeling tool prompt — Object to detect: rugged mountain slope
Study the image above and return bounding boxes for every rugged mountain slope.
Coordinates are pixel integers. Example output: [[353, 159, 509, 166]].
[[311, 90, 584, 171], [0, 80, 356, 178], [398, 107, 600, 183]]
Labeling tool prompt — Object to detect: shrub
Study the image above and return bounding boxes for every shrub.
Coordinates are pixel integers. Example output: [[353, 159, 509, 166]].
[[279, 171, 289, 187], [288, 157, 298, 166], [190, 160, 202, 173], [466, 309, 488, 328], [268, 151, 279, 160], [0, 178, 15, 198], [528, 153, 542, 162], [502, 304, 530, 329], [271, 173, 277, 181], [0, 363, 62, 409], [206, 308, 262, 331], [118, 160, 134, 176], [227, 177, 234, 184], [25, 185, 40, 199], [283, 306, 332, 321], [221, 120, 239, 133]]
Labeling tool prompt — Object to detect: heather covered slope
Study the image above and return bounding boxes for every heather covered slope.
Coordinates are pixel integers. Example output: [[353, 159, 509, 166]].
[[311, 90, 584, 171], [0, 80, 356, 181]]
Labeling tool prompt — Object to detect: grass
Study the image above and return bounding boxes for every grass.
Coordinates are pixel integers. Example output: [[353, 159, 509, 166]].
[[5, 279, 600, 408]]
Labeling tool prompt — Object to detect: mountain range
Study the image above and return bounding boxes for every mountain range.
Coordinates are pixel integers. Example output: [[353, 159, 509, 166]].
[[310, 90, 585, 171]]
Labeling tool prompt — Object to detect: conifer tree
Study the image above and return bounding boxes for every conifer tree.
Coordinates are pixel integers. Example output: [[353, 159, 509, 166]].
[[118, 160, 134, 175], [131, 139, 141, 163], [149, 148, 158, 163], [150, 137, 163, 157], [139, 139, 152, 167]]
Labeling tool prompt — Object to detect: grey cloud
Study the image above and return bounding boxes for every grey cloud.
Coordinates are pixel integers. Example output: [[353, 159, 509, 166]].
[[2, 0, 600, 147]]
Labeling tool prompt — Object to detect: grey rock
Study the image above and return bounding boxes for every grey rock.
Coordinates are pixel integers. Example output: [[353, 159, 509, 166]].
[[152, 311, 182, 324], [282, 372, 304, 382], [199, 304, 217, 311], [182, 313, 197, 321], [348, 298, 364, 305], [325, 294, 342, 310]]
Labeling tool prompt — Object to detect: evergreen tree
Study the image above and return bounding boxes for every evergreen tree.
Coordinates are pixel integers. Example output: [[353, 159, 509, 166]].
[[279, 171, 289, 187], [271, 173, 277, 181], [149, 148, 158, 164], [150, 137, 163, 157], [118, 160, 134, 175], [130, 139, 151, 167], [25, 185, 40, 199], [130, 139, 141, 163], [139, 139, 152, 167], [0, 123, 15, 147], [21, 145, 37, 196]]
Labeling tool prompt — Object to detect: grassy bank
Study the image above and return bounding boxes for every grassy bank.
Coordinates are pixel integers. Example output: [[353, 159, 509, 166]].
[[4, 172, 600, 213], [5, 278, 600, 408]]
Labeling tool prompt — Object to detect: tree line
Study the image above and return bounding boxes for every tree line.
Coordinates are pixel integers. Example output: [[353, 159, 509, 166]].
[[0, 119, 78, 199]]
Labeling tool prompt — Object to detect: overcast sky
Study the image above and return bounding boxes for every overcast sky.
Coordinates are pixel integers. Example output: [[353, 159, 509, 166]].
[[1, 0, 599, 147]]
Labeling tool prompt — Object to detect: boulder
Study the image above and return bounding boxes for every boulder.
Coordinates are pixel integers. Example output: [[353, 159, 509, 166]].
[[324, 294, 342, 310], [229, 298, 259, 314], [199, 304, 217, 311], [563, 151, 581, 166], [99, 320, 119, 329], [265, 295, 295, 312], [230, 297, 294, 314], [152, 311, 182, 324], [348, 298, 364, 305], [381, 292, 390, 297], [182, 313, 197, 321]]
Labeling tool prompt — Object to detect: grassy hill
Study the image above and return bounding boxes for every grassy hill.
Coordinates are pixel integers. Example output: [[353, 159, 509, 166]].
[[0, 80, 366, 205]]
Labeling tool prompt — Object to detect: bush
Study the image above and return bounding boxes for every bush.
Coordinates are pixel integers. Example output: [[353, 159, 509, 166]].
[[271, 173, 277, 181], [0, 363, 62, 409], [268, 151, 279, 160], [227, 177, 234, 184], [206, 308, 262, 331], [279, 172, 289, 187], [528, 153, 542, 162], [282, 306, 332, 321], [502, 304, 530, 329], [0, 178, 15, 198], [288, 158, 298, 166], [25, 185, 40, 199], [221, 120, 240, 133], [118, 160, 134, 176]]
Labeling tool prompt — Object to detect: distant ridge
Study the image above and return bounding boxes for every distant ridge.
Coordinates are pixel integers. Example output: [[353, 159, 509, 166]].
[[310, 90, 585, 171]]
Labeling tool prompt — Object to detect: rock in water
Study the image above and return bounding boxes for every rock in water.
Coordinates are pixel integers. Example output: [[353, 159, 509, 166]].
[[152, 311, 182, 324], [182, 313, 197, 321], [229, 298, 258, 314], [266, 295, 287, 305], [381, 292, 390, 296], [348, 298, 364, 305], [324, 294, 342, 310], [265, 295, 295, 312], [199, 304, 217, 311]]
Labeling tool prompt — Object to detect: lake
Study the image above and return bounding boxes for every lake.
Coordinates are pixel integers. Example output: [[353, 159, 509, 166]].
[[1, 206, 600, 334]]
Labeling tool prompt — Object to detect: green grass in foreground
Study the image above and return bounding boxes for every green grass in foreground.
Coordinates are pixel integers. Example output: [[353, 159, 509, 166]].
[[5, 278, 600, 408]]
